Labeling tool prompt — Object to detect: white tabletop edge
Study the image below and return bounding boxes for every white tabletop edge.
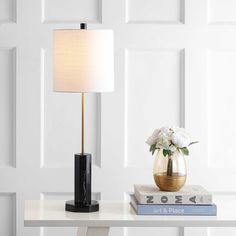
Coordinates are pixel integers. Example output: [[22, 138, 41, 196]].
[[24, 219, 236, 227], [24, 200, 236, 228]]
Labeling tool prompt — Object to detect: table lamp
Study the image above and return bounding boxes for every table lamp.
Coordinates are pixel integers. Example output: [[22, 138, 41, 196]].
[[53, 23, 114, 212]]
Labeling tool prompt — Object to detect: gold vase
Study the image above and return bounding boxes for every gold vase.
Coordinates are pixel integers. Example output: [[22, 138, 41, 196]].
[[153, 150, 187, 192]]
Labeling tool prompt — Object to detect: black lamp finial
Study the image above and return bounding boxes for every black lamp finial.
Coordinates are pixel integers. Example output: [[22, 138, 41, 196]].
[[80, 23, 87, 30]]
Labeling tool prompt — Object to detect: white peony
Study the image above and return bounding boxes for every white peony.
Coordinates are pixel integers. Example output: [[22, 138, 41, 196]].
[[146, 129, 160, 145], [155, 135, 170, 150], [155, 127, 172, 150], [171, 131, 191, 148]]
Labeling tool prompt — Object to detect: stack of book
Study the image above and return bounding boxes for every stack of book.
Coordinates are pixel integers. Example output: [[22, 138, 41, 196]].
[[130, 185, 217, 216]]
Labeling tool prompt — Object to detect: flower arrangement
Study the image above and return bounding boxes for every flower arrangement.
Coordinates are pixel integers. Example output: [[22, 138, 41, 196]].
[[146, 126, 197, 157]]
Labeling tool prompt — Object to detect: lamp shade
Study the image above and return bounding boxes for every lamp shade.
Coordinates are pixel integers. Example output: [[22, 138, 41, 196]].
[[53, 29, 114, 92]]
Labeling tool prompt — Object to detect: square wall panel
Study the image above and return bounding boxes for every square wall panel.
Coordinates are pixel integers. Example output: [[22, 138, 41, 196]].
[[42, 0, 101, 23], [0, 49, 16, 168], [125, 49, 184, 168], [0, 193, 16, 236], [208, 0, 236, 24], [126, 0, 184, 24], [0, 0, 16, 23], [207, 50, 236, 168]]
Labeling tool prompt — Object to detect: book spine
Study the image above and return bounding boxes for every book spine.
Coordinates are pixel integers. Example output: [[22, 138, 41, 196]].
[[131, 203, 217, 216], [134, 190, 212, 205]]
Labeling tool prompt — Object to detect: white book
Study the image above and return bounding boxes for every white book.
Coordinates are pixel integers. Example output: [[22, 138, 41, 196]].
[[134, 185, 212, 205]]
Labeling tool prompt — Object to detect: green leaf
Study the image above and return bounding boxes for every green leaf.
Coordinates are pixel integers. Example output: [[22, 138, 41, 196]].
[[149, 144, 157, 155], [149, 144, 154, 151], [180, 147, 189, 156], [163, 149, 168, 156], [149, 145, 153, 152], [163, 149, 171, 157]]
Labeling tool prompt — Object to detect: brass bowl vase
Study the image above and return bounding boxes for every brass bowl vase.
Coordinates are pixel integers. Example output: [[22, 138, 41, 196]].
[[153, 150, 186, 191]]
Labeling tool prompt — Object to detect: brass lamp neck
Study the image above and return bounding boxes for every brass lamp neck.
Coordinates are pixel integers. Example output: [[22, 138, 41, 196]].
[[81, 93, 84, 154]]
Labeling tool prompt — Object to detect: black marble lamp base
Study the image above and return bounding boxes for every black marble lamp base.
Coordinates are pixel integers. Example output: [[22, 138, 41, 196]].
[[65, 200, 99, 212], [65, 153, 99, 213]]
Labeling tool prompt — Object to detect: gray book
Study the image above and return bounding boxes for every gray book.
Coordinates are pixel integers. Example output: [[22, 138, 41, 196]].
[[130, 194, 217, 216], [134, 185, 212, 205]]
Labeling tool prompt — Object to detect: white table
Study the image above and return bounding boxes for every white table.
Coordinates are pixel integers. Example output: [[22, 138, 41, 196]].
[[24, 200, 236, 236]]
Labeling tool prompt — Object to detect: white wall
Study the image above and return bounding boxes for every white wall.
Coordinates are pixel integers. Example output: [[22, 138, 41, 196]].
[[1, 0, 236, 236]]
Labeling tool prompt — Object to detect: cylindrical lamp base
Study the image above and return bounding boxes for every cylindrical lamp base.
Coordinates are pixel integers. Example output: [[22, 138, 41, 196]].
[[65, 153, 99, 213], [74, 153, 91, 204]]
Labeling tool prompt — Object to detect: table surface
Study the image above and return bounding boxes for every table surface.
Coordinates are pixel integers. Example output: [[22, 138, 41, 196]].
[[24, 200, 236, 227]]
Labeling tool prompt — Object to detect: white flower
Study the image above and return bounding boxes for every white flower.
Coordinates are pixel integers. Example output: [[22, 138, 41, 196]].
[[146, 129, 160, 146], [156, 136, 170, 150], [155, 127, 172, 150], [160, 126, 172, 135], [171, 131, 191, 148]]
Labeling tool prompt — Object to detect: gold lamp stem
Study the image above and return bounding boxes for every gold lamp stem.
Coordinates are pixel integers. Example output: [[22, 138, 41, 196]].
[[81, 93, 85, 154]]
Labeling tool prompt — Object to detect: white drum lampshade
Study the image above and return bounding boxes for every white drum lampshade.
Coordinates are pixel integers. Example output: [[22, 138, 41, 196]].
[[53, 29, 114, 92]]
